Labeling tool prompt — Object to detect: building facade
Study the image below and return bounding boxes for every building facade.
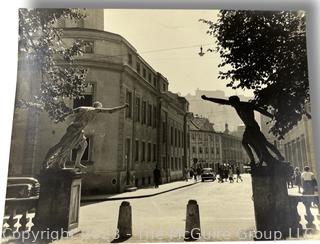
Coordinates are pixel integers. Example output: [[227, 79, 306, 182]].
[[189, 116, 246, 172], [260, 106, 317, 176], [9, 9, 189, 194]]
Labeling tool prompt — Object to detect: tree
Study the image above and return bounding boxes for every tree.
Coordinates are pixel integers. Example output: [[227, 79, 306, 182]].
[[18, 8, 88, 122], [201, 10, 309, 138]]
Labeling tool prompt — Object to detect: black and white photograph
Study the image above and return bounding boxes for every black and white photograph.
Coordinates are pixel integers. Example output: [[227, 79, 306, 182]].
[[1, 6, 320, 243]]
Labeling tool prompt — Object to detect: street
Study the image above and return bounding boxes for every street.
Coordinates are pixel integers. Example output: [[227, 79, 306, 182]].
[[58, 174, 255, 243]]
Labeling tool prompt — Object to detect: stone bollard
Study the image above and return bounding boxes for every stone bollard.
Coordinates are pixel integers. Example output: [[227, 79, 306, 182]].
[[116, 201, 132, 239], [185, 200, 201, 240]]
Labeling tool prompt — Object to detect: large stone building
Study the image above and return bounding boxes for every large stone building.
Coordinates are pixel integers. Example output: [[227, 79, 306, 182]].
[[8, 9, 189, 194], [189, 115, 247, 172], [260, 104, 317, 175]]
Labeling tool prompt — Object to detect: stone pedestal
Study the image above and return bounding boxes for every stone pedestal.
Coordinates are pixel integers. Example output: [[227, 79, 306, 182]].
[[251, 162, 289, 240], [33, 169, 82, 239]]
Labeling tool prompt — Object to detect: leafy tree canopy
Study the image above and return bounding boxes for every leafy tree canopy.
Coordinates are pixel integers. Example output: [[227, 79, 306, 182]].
[[201, 10, 309, 139], [18, 8, 88, 122]]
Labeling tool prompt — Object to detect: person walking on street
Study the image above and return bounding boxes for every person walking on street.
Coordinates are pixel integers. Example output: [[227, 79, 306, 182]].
[[153, 166, 161, 188], [193, 167, 197, 181], [223, 165, 229, 182], [236, 166, 243, 182], [286, 165, 294, 189], [301, 165, 318, 207], [189, 168, 194, 180], [184, 167, 189, 182], [197, 166, 202, 181], [218, 165, 224, 183], [294, 167, 302, 193], [301, 165, 315, 195], [228, 166, 234, 183]]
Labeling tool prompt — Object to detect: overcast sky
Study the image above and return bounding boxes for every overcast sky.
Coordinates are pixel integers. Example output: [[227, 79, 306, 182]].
[[104, 9, 254, 97]]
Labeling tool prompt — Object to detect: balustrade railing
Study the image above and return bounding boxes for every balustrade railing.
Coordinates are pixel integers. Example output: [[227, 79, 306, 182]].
[[2, 197, 38, 237], [287, 195, 319, 237]]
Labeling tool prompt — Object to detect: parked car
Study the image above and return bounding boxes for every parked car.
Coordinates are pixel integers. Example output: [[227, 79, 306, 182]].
[[201, 168, 216, 182], [6, 177, 40, 198]]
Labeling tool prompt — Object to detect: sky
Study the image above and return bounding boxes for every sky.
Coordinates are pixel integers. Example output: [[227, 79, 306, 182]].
[[104, 9, 254, 97]]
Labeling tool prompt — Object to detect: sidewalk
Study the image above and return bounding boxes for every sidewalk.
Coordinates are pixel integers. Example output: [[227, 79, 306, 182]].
[[287, 185, 304, 196], [81, 179, 199, 202]]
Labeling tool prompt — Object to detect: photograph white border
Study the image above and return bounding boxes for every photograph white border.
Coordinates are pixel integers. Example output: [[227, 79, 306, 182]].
[[1, 1, 319, 243]]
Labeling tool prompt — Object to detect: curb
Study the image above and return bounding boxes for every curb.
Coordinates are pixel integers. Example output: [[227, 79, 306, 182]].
[[81, 181, 199, 202]]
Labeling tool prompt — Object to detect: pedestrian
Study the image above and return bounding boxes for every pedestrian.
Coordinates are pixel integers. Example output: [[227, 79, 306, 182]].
[[286, 165, 294, 189], [223, 165, 229, 182], [236, 166, 243, 183], [228, 167, 234, 183], [153, 166, 161, 188], [217, 165, 224, 183], [301, 165, 315, 195], [184, 167, 189, 182], [189, 168, 194, 179], [197, 166, 202, 181], [192, 166, 197, 181], [294, 167, 302, 193], [301, 165, 318, 207]]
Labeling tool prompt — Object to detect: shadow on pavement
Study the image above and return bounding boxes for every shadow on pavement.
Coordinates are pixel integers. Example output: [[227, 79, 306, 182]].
[[110, 236, 131, 243]]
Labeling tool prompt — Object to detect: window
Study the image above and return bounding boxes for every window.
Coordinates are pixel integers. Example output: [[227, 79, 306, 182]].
[[175, 129, 177, 147], [82, 41, 94, 53], [178, 130, 181, 147], [296, 137, 302, 165], [73, 94, 93, 108], [141, 142, 145, 161], [148, 104, 152, 126], [162, 157, 166, 169], [71, 137, 90, 162], [175, 158, 178, 170], [199, 147, 203, 154], [162, 83, 166, 92], [148, 73, 152, 82], [73, 83, 94, 108], [205, 147, 209, 154], [142, 101, 147, 124], [135, 97, 141, 122], [171, 157, 174, 170], [192, 147, 196, 154], [128, 53, 133, 65], [211, 147, 214, 154], [153, 144, 157, 162], [126, 91, 132, 118], [301, 135, 307, 163], [147, 143, 151, 161], [125, 138, 131, 167], [136, 62, 141, 73], [153, 77, 157, 87], [191, 133, 195, 140], [143, 68, 147, 79], [162, 122, 167, 143], [135, 140, 139, 161], [171, 127, 174, 146], [153, 105, 157, 128]]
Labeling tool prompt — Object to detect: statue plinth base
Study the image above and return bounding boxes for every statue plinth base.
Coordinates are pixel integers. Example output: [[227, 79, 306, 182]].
[[251, 162, 290, 240], [33, 169, 83, 240]]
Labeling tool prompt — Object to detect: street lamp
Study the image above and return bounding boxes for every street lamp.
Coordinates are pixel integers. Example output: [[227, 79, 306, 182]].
[[198, 46, 205, 56]]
